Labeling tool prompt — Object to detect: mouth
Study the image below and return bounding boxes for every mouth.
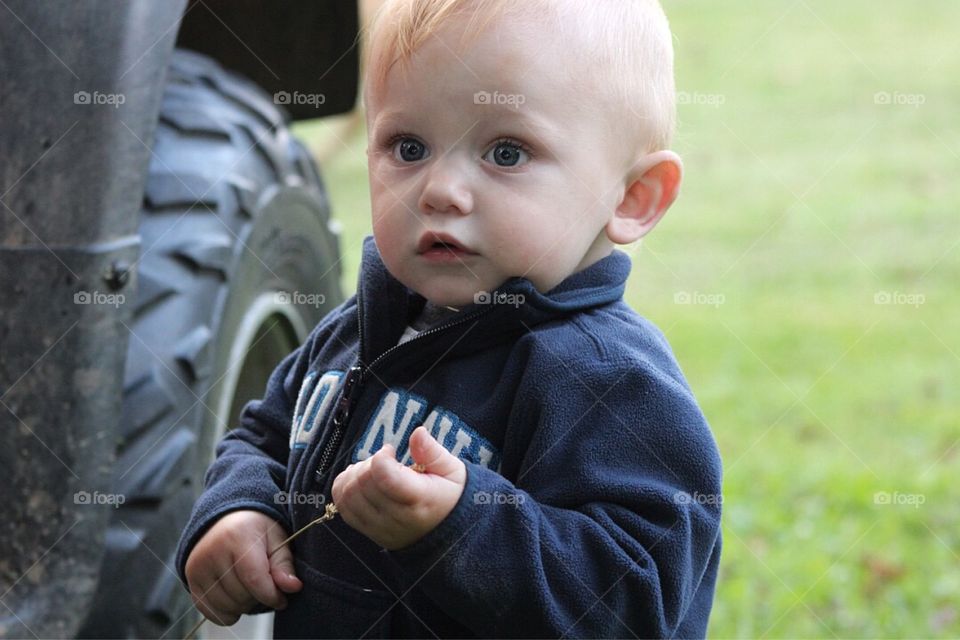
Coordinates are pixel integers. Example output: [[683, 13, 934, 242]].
[[416, 232, 476, 257]]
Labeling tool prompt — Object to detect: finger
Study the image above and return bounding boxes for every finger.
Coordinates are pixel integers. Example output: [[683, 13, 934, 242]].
[[331, 461, 358, 504], [192, 578, 247, 626], [232, 532, 288, 610], [365, 473, 418, 534], [190, 563, 247, 623], [330, 462, 361, 520], [191, 591, 239, 627], [215, 565, 258, 613], [368, 444, 419, 506], [360, 461, 402, 517], [268, 532, 303, 593], [337, 471, 380, 532], [409, 426, 462, 478]]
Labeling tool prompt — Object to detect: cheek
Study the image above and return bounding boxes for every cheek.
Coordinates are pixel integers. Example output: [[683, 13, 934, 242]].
[[372, 232, 408, 285], [496, 207, 555, 248], [371, 168, 420, 216], [371, 189, 403, 232], [371, 193, 409, 269], [369, 163, 402, 203]]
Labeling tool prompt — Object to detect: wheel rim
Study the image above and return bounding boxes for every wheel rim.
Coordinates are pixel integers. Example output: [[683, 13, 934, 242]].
[[212, 292, 307, 444], [201, 292, 307, 639]]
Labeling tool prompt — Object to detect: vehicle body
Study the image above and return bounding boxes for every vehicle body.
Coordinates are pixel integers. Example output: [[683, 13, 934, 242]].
[[1, 1, 359, 636]]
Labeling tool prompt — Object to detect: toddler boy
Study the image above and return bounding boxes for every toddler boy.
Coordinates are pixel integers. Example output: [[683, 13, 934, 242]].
[[177, 0, 723, 637]]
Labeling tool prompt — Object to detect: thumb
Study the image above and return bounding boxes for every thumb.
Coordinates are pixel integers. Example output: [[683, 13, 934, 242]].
[[266, 527, 303, 594], [409, 426, 463, 480]]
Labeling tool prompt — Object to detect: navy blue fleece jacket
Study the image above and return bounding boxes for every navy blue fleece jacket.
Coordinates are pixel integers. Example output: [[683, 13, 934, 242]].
[[176, 236, 723, 638]]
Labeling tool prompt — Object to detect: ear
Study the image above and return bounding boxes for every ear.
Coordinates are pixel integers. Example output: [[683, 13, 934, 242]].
[[606, 150, 683, 245]]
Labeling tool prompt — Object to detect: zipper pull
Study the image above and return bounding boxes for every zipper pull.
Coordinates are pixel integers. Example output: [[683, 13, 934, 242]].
[[333, 364, 364, 426], [315, 364, 364, 481]]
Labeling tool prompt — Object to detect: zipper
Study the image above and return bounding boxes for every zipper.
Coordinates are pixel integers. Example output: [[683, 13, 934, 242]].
[[314, 363, 364, 478], [313, 301, 496, 484]]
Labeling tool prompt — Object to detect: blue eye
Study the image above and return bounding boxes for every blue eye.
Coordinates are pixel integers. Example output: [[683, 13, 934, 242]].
[[483, 140, 530, 167], [392, 137, 428, 162]]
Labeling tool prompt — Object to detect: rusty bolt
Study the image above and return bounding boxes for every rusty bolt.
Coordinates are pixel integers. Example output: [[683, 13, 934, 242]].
[[103, 261, 131, 291]]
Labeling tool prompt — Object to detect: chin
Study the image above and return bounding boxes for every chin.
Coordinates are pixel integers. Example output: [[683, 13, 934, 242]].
[[414, 282, 478, 308], [387, 270, 464, 308], [423, 290, 476, 309]]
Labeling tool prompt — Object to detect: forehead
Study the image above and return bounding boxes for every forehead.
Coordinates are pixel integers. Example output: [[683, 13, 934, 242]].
[[370, 9, 596, 126]]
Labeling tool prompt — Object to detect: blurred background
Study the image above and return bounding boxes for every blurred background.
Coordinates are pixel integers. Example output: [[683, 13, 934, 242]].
[[2, 0, 955, 637], [296, 0, 960, 636]]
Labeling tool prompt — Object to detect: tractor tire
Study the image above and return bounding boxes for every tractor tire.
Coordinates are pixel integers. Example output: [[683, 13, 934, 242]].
[[77, 49, 344, 638]]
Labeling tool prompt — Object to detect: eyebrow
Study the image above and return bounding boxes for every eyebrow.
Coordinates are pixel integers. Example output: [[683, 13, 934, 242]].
[[499, 109, 557, 140], [371, 105, 558, 140], [370, 110, 408, 134]]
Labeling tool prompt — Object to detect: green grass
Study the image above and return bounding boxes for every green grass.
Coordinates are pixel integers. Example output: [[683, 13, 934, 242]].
[[294, 2, 960, 635]]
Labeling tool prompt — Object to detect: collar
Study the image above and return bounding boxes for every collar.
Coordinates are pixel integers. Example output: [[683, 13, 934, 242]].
[[354, 235, 631, 369]]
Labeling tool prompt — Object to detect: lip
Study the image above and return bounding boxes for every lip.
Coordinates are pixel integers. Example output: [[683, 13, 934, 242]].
[[416, 232, 477, 257]]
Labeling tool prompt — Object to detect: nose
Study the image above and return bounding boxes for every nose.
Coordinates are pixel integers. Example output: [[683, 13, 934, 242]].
[[418, 158, 473, 216]]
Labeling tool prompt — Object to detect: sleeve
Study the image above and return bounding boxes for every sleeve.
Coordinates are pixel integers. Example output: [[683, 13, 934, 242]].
[[173, 307, 344, 587], [384, 358, 723, 638]]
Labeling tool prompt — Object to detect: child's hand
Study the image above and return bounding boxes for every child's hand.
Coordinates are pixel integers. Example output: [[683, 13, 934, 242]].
[[184, 510, 303, 625], [331, 426, 467, 550]]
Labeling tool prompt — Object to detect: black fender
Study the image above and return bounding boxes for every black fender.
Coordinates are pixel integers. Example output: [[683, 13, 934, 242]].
[[0, 1, 357, 636], [176, 0, 360, 121]]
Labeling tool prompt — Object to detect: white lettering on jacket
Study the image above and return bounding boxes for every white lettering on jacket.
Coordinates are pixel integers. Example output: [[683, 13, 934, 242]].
[[290, 370, 343, 450], [289, 370, 501, 473]]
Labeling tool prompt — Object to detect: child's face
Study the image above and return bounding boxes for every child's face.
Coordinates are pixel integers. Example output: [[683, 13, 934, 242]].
[[366, 11, 629, 307]]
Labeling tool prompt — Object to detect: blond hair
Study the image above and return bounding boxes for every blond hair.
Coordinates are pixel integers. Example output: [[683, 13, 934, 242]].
[[361, 0, 676, 153]]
